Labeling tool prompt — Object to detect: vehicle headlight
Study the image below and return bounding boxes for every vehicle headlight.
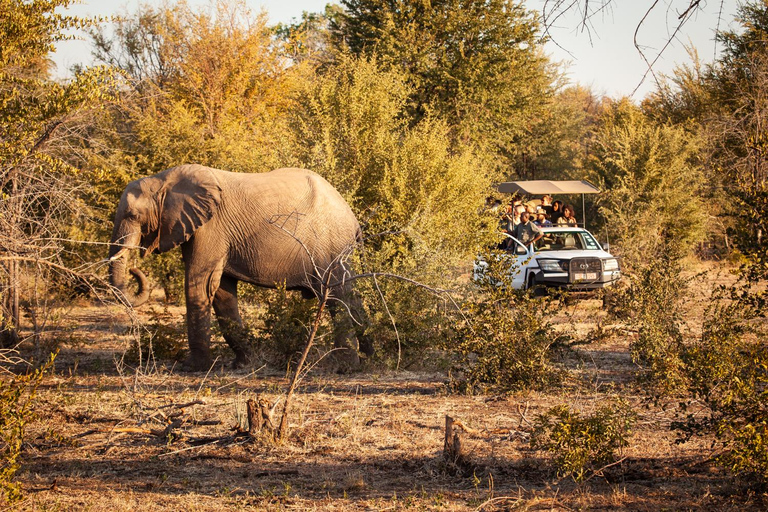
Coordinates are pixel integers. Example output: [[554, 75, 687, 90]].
[[538, 259, 563, 272], [603, 258, 619, 271]]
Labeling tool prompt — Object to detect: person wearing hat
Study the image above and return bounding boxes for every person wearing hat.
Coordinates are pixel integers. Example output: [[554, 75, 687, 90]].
[[534, 209, 552, 227]]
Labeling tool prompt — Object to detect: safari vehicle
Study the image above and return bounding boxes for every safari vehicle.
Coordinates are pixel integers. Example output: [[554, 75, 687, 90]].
[[474, 179, 621, 291], [473, 227, 621, 291]]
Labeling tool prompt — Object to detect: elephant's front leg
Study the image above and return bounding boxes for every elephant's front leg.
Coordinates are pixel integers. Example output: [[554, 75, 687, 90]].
[[213, 275, 253, 369], [182, 246, 224, 371]]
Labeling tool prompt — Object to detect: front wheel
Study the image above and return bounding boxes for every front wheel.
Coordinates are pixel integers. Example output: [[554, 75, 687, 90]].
[[527, 273, 547, 297]]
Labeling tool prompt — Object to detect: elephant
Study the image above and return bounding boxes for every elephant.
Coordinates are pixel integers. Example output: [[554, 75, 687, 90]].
[[108, 164, 370, 370]]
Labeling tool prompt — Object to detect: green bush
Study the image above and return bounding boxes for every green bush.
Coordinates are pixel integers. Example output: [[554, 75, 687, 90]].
[[128, 308, 187, 365], [0, 353, 55, 504], [607, 256, 690, 393], [140, 252, 185, 305], [531, 399, 637, 481], [675, 294, 768, 481], [449, 249, 564, 393], [357, 266, 455, 370], [588, 99, 706, 269], [248, 283, 329, 370]]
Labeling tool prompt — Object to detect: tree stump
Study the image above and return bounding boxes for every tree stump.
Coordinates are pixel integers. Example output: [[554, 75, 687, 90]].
[[246, 397, 275, 437], [444, 415, 468, 469]]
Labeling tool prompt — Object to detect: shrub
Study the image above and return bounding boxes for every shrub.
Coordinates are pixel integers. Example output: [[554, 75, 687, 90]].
[[607, 255, 690, 393], [675, 293, 768, 482], [248, 283, 330, 370], [0, 353, 56, 503], [140, 252, 185, 305], [531, 399, 637, 481], [449, 248, 564, 393], [128, 308, 187, 365]]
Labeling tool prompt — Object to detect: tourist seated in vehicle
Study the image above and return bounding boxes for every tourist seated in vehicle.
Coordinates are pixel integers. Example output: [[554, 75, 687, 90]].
[[513, 211, 543, 248], [534, 210, 552, 227], [551, 200, 564, 224], [556, 204, 578, 226], [540, 195, 554, 217]]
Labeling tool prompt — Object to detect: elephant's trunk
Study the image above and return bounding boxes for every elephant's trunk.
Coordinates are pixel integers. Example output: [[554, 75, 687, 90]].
[[108, 232, 150, 307]]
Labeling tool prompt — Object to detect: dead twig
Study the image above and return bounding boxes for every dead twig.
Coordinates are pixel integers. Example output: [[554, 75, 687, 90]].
[[150, 418, 183, 439], [582, 456, 629, 482], [157, 399, 205, 410], [517, 402, 533, 428]]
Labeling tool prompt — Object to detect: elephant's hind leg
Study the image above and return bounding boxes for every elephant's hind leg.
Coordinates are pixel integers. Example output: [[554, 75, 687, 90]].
[[326, 280, 372, 370], [213, 276, 253, 369]]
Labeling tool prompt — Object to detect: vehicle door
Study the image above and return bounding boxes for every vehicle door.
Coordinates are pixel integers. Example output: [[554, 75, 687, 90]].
[[507, 237, 534, 289]]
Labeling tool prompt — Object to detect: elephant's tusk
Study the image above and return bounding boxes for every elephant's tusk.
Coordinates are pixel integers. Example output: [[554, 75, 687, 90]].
[[109, 247, 129, 261]]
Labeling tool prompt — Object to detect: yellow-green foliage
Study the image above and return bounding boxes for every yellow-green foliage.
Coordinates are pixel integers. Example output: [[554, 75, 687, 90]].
[[251, 283, 329, 370], [291, 53, 491, 267], [140, 252, 185, 305], [0, 353, 56, 504], [608, 256, 690, 393], [450, 250, 563, 393], [589, 99, 707, 268], [531, 400, 637, 481], [90, 0, 299, 179], [0, 0, 116, 347], [130, 308, 188, 364], [677, 295, 768, 481], [331, 0, 555, 174]]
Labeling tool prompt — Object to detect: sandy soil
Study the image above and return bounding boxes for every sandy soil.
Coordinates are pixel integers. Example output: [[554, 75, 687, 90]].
[[6, 262, 768, 511]]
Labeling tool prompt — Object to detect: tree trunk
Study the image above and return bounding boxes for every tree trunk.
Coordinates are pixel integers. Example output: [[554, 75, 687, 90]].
[[0, 259, 20, 348]]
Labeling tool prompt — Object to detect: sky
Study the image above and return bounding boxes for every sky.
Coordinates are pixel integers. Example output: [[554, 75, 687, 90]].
[[53, 0, 742, 100]]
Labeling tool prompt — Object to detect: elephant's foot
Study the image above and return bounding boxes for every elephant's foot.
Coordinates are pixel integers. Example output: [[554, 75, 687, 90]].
[[331, 347, 362, 374], [179, 354, 215, 372]]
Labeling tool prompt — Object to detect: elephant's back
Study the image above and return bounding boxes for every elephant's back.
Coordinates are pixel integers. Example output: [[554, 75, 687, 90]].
[[220, 167, 361, 286], [235, 167, 357, 229]]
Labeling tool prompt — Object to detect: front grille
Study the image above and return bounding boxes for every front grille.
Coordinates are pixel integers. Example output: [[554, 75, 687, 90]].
[[569, 258, 602, 283]]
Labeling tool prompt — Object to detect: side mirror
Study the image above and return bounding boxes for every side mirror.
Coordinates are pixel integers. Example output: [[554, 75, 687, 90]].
[[603, 242, 610, 251]]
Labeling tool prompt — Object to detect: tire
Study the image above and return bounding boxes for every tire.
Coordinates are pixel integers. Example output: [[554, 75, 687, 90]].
[[527, 273, 547, 297]]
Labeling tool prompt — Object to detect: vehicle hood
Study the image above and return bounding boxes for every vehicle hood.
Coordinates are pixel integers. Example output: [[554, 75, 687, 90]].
[[534, 250, 615, 260]]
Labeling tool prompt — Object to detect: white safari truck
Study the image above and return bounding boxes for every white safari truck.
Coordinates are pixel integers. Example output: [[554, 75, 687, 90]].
[[474, 180, 621, 291]]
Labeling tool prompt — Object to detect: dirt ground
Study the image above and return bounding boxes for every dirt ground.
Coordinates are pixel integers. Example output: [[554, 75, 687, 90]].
[[7, 262, 768, 511]]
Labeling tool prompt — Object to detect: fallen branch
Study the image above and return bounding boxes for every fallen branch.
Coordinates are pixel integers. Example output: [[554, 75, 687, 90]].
[[157, 400, 206, 410]]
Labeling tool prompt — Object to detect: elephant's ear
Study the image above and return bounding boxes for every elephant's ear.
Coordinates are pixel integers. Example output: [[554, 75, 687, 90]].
[[157, 166, 222, 252]]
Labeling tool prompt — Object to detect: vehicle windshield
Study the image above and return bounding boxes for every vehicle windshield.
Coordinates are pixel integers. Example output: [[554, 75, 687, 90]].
[[534, 230, 601, 252]]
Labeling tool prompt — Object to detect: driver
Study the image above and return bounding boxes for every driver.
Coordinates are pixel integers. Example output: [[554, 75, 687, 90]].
[[513, 211, 543, 248]]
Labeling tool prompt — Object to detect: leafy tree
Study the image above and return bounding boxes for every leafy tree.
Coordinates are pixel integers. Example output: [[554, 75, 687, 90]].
[[0, 0, 114, 346], [645, 2, 768, 261], [330, 0, 556, 176], [635, 6, 768, 480], [288, 54, 493, 365], [524, 84, 602, 180], [90, 0, 298, 177], [289, 53, 490, 263], [588, 99, 706, 268]]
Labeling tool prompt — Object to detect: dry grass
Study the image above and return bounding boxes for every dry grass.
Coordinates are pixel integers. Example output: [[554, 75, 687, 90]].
[[6, 262, 768, 511]]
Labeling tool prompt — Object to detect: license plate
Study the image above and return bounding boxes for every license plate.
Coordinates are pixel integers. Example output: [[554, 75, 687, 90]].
[[574, 272, 597, 280]]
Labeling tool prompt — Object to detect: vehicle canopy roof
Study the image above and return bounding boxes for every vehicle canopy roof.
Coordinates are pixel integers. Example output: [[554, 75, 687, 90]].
[[496, 180, 599, 195]]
